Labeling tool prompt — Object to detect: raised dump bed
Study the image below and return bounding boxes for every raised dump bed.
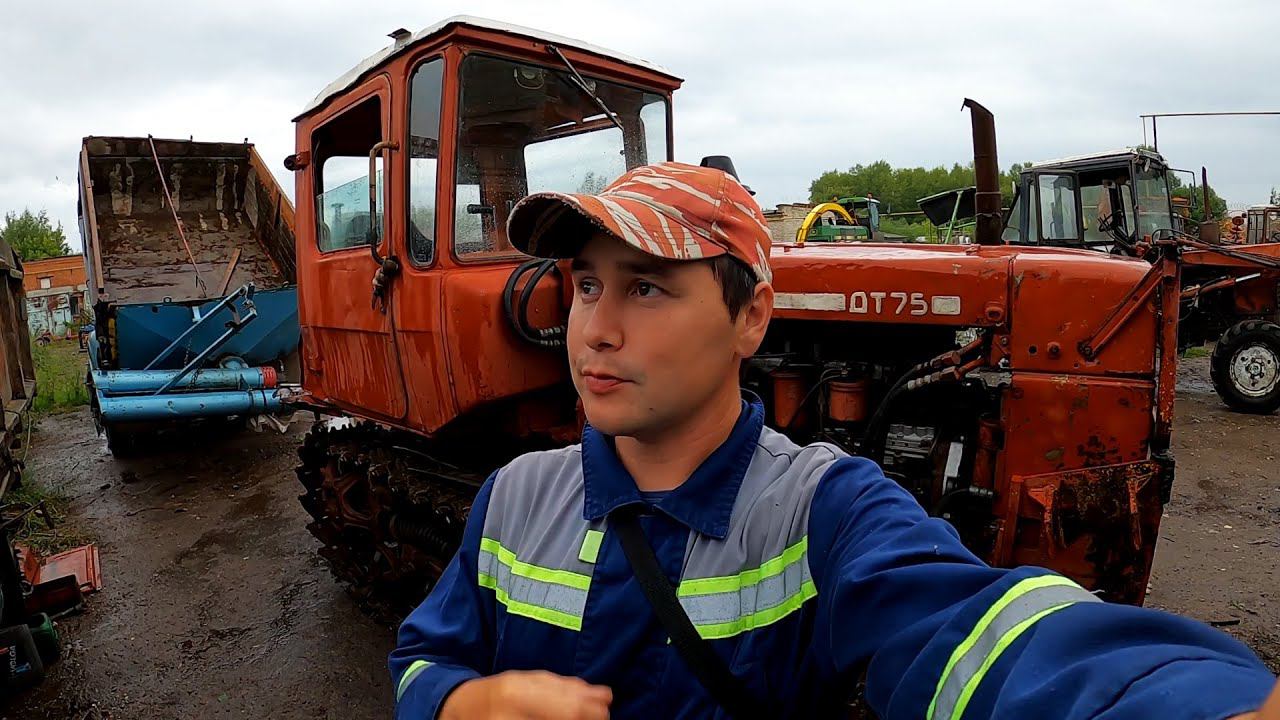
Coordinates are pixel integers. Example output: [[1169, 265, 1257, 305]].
[[78, 136, 299, 455]]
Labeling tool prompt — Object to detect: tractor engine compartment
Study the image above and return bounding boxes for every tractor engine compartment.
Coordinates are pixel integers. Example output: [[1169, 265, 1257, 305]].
[[746, 321, 1002, 556]]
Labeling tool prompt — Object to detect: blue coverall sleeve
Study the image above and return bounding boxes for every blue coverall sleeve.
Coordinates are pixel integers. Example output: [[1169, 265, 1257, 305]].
[[807, 456, 1275, 720], [389, 474, 498, 719]]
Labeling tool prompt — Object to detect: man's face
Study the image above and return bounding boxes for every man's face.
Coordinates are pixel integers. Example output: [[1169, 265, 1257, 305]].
[[567, 234, 767, 439]]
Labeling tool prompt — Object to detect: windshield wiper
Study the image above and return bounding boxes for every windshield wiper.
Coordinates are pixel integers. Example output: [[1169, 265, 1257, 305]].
[[546, 44, 626, 135]]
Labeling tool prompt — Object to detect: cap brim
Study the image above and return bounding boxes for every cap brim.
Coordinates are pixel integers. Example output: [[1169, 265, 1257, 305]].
[[507, 191, 729, 263]]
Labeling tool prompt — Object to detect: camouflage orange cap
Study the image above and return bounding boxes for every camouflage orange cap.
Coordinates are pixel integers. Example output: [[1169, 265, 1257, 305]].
[[507, 162, 773, 283]]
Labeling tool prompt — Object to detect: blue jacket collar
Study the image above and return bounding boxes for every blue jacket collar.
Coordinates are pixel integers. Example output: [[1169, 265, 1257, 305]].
[[581, 395, 765, 540]]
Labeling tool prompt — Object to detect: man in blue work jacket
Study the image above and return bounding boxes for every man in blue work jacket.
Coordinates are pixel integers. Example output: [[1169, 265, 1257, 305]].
[[391, 162, 1280, 719]]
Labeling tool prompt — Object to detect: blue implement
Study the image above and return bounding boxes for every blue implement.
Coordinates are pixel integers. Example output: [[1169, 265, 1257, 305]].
[[97, 389, 283, 423]]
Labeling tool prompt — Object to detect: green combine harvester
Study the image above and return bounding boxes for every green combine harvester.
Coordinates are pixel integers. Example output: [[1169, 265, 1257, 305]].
[[794, 196, 884, 243]]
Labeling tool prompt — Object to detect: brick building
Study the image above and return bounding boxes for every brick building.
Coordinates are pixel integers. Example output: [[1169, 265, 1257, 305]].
[[22, 255, 88, 336]]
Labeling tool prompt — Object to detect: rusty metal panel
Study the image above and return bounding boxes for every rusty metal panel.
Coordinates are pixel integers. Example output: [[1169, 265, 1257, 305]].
[[1000, 373, 1154, 476], [993, 374, 1163, 604], [1007, 461, 1166, 605], [0, 238, 35, 496], [1009, 252, 1156, 375]]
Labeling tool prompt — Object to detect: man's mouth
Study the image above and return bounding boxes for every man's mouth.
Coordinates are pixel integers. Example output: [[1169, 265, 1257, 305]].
[[580, 369, 629, 394]]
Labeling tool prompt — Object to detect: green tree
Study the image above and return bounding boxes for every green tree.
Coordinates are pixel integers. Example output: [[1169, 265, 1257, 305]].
[[1, 209, 71, 261], [808, 161, 1026, 213]]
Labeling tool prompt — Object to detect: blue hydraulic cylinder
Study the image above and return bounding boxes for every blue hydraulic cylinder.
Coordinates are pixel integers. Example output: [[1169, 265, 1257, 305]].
[[93, 367, 273, 396], [97, 389, 283, 423]]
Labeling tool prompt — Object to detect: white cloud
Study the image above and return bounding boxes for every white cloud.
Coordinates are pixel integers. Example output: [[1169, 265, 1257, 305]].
[[4, 0, 1278, 253]]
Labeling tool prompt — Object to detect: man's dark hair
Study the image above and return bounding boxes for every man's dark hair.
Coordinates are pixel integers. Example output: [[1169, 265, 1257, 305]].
[[709, 255, 758, 321]]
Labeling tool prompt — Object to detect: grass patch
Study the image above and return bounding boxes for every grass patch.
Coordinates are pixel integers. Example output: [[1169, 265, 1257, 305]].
[[3, 473, 91, 556], [1182, 345, 1211, 359], [32, 340, 90, 414]]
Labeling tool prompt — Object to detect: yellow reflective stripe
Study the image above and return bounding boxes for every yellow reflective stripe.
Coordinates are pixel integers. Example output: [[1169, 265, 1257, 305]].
[[578, 530, 604, 564], [927, 575, 1086, 720], [478, 572, 583, 631], [677, 537, 809, 597], [396, 659, 431, 701], [946, 603, 1074, 720], [692, 579, 817, 640], [479, 537, 592, 591]]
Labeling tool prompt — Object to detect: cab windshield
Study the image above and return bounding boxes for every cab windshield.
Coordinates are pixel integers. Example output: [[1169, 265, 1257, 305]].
[[448, 54, 669, 258]]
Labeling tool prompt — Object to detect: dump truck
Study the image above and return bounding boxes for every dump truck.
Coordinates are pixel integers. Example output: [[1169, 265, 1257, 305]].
[[288, 16, 1179, 620], [77, 136, 300, 455], [1002, 149, 1280, 413]]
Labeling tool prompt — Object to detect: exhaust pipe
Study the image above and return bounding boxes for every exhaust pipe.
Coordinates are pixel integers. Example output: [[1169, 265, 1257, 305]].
[[963, 99, 1002, 245]]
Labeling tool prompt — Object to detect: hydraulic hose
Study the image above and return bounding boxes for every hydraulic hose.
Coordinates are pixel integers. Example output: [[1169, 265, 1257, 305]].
[[503, 259, 567, 348], [861, 336, 987, 463]]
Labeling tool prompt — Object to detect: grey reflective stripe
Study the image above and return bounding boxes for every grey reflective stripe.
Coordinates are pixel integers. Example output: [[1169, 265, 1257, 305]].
[[477, 541, 590, 631], [680, 553, 812, 625], [479, 447, 602, 631], [483, 447, 600, 578], [675, 428, 840, 639], [678, 542, 816, 639], [681, 428, 839, 580], [928, 576, 1101, 720]]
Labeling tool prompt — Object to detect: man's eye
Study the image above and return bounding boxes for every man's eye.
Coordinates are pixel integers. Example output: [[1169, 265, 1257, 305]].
[[634, 281, 663, 298], [577, 278, 600, 296]]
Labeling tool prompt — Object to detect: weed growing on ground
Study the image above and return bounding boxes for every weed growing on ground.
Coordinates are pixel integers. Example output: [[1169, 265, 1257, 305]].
[[3, 472, 91, 555], [32, 340, 90, 414]]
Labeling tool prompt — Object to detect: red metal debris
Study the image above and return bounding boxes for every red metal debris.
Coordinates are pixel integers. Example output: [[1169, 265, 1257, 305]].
[[17, 543, 103, 594]]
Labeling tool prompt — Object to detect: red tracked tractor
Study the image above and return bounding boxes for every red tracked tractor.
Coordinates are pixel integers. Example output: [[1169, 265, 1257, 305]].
[[288, 17, 1181, 620]]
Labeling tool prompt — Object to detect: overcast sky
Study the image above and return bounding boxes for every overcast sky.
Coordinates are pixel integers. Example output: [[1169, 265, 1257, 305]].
[[4, 0, 1278, 252]]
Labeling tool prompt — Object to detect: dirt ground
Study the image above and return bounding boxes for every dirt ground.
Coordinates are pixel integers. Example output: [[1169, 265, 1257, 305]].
[[4, 416, 394, 719], [1147, 355, 1280, 673], [4, 355, 1278, 718]]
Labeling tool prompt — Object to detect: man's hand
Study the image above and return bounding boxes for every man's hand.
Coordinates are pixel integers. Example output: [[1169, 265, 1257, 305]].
[[441, 670, 612, 720]]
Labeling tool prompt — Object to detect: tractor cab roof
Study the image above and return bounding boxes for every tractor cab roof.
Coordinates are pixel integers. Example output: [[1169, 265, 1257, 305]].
[[1028, 147, 1168, 173], [838, 196, 880, 206], [297, 15, 681, 120]]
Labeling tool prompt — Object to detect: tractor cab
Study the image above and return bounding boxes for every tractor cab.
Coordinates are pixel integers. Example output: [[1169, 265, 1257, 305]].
[[1002, 148, 1176, 255], [1244, 204, 1280, 245], [289, 16, 680, 432]]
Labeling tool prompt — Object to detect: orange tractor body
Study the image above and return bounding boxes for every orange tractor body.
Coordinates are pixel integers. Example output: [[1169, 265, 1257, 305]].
[[288, 17, 1179, 618]]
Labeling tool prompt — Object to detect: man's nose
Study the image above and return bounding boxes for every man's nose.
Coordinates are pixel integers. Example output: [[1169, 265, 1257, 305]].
[[581, 291, 623, 352]]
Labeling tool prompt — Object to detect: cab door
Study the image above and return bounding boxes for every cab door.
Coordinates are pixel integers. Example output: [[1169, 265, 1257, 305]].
[[296, 75, 408, 420]]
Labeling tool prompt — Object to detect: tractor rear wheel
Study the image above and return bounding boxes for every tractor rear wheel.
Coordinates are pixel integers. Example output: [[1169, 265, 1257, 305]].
[[1210, 319, 1280, 414]]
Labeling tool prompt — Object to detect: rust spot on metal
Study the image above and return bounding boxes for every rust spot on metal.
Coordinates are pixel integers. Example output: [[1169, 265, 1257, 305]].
[[1017, 460, 1164, 603]]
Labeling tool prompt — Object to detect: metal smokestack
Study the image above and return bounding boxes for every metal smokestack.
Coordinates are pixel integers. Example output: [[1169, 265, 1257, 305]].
[[964, 99, 1002, 245]]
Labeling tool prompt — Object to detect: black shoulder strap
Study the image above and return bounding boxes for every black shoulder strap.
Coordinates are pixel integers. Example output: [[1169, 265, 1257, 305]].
[[610, 506, 763, 720]]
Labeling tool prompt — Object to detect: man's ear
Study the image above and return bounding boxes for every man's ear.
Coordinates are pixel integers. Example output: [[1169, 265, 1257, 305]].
[[736, 282, 774, 358]]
